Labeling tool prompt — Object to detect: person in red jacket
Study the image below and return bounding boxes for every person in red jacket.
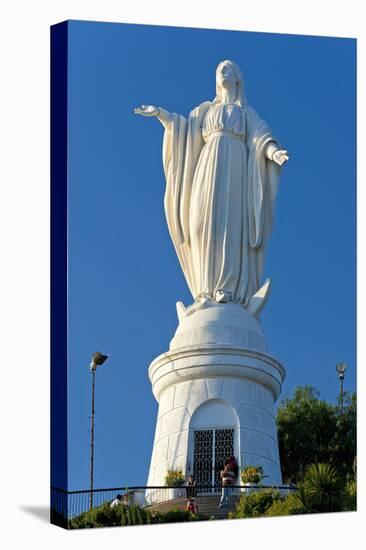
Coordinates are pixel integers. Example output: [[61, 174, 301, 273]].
[[186, 498, 199, 515], [227, 456, 239, 478]]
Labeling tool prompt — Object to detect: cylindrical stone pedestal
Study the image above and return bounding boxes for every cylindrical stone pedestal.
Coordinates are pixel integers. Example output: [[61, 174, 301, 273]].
[[146, 303, 285, 499]]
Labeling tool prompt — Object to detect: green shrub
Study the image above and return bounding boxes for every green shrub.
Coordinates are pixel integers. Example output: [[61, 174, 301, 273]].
[[265, 492, 307, 517], [267, 464, 356, 517], [152, 508, 207, 523], [164, 469, 186, 486], [130, 505, 138, 525], [230, 489, 281, 519], [69, 501, 210, 529], [69, 503, 153, 529], [343, 479, 357, 511], [241, 465, 263, 484], [301, 463, 344, 513], [120, 505, 152, 526], [69, 505, 107, 529]]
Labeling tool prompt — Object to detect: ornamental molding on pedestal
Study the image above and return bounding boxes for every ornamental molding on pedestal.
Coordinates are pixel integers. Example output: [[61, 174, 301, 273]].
[[149, 344, 285, 402]]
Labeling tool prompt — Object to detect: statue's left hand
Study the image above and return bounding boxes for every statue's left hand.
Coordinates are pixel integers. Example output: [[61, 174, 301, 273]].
[[272, 149, 289, 166]]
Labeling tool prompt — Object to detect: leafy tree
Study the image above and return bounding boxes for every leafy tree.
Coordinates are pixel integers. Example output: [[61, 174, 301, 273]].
[[277, 386, 356, 482], [330, 392, 357, 478]]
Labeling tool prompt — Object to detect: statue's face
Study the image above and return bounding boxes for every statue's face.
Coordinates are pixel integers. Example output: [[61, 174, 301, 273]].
[[216, 62, 237, 90]]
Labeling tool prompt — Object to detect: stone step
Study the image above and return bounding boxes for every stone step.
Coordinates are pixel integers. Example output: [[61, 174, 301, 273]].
[[145, 494, 240, 520]]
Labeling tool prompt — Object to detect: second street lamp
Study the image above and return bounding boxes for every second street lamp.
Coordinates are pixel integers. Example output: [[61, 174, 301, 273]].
[[335, 362, 348, 414], [89, 351, 109, 510]]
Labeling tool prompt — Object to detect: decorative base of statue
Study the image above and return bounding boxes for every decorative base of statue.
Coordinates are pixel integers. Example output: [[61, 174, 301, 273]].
[[176, 277, 272, 322], [145, 304, 285, 503]]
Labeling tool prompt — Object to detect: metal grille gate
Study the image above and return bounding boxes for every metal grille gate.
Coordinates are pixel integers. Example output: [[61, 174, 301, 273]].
[[193, 428, 234, 491]]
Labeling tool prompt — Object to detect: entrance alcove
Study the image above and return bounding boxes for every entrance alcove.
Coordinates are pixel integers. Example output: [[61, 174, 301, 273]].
[[187, 398, 240, 488]]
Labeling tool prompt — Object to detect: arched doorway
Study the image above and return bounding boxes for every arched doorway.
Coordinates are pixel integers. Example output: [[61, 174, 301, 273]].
[[188, 399, 239, 490]]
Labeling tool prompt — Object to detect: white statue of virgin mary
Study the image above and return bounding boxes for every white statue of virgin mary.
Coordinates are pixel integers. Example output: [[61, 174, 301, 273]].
[[135, 60, 289, 317]]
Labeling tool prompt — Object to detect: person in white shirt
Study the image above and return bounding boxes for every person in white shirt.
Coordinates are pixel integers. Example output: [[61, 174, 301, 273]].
[[110, 494, 126, 508]]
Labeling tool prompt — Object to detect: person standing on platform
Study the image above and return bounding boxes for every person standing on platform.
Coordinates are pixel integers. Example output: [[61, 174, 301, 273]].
[[185, 475, 197, 499], [219, 463, 235, 508]]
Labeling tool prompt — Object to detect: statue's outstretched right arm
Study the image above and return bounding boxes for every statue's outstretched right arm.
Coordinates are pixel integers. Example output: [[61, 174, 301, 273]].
[[134, 105, 173, 129]]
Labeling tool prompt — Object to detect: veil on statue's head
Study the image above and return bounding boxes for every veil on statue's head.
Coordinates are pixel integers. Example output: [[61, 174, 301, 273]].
[[213, 60, 247, 107]]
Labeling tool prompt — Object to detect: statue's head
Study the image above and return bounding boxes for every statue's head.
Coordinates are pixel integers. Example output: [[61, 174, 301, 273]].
[[214, 60, 247, 106]]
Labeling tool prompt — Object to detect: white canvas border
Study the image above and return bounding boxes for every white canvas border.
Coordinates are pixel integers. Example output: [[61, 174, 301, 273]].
[[0, 1, 363, 549]]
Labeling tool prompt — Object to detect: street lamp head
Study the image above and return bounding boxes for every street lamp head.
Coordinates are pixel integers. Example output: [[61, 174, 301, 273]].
[[90, 351, 109, 371], [92, 351, 109, 365], [336, 362, 347, 375]]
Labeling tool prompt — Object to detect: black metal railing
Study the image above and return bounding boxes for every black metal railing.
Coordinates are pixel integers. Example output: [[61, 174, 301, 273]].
[[51, 483, 296, 522]]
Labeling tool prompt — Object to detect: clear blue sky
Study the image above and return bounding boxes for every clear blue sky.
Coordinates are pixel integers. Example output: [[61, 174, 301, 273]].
[[66, 20, 356, 490]]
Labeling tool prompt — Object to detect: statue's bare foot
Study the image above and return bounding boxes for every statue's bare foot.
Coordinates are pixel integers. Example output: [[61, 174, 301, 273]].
[[215, 289, 232, 303]]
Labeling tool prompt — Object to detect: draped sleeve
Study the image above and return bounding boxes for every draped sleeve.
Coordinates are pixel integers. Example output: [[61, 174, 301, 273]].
[[162, 102, 211, 295], [246, 105, 281, 249]]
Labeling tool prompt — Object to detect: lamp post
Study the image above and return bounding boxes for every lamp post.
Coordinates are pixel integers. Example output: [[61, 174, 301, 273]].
[[335, 362, 347, 414], [89, 351, 109, 510]]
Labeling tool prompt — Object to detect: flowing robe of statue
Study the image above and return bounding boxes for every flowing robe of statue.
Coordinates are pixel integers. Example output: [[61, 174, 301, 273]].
[[162, 100, 281, 307]]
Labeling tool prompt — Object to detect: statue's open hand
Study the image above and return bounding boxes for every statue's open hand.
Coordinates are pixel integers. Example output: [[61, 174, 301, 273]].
[[134, 105, 159, 117], [272, 149, 289, 166]]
